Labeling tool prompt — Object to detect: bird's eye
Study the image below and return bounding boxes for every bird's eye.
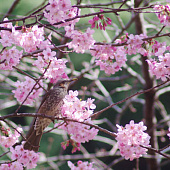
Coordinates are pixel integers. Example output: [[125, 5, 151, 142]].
[[59, 83, 65, 87]]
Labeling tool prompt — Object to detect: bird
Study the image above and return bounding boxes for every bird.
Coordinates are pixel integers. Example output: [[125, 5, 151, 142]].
[[23, 78, 76, 152]]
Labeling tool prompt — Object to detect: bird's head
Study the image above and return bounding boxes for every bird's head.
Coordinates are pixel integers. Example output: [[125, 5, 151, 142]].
[[53, 78, 77, 89]]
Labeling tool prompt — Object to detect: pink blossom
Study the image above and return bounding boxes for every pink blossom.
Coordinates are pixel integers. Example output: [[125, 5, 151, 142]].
[[62, 90, 96, 121], [147, 53, 170, 81], [91, 45, 127, 75], [56, 90, 98, 146], [68, 160, 96, 170], [12, 25, 48, 53], [0, 46, 23, 70], [42, 47, 56, 60], [115, 120, 151, 161], [12, 77, 43, 105], [10, 144, 39, 169], [44, 0, 80, 28], [67, 27, 95, 53], [154, 4, 170, 26], [88, 12, 112, 30], [0, 127, 22, 148], [33, 48, 68, 83]]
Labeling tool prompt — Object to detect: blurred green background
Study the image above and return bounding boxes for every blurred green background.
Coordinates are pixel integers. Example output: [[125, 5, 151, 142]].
[[0, 0, 170, 169]]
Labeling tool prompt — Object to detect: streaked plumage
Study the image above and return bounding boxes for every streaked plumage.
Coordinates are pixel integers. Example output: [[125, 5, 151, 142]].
[[24, 79, 74, 152]]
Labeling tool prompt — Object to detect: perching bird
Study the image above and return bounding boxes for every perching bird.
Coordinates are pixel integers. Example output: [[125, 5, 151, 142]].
[[24, 79, 76, 152]]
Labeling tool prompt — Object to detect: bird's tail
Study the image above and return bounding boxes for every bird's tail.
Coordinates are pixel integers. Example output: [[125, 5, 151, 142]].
[[23, 118, 42, 152], [24, 129, 42, 152]]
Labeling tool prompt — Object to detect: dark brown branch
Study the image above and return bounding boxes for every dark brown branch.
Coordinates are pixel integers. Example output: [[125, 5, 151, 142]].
[[14, 61, 51, 114], [92, 79, 170, 118], [1, 0, 21, 21], [140, 145, 170, 160]]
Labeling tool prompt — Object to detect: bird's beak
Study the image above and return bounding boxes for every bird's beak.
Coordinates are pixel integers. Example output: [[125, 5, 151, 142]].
[[67, 78, 78, 83], [67, 78, 77, 86], [71, 78, 78, 82]]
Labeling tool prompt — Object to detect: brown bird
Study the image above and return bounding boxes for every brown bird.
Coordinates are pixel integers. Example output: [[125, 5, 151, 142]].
[[24, 79, 76, 152]]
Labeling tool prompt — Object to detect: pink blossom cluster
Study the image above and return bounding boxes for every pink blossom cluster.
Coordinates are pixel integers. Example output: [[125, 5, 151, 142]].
[[91, 45, 127, 74], [0, 19, 14, 47], [62, 90, 96, 121], [93, 33, 170, 81], [0, 127, 22, 148], [33, 48, 68, 83], [147, 53, 170, 81], [126, 34, 148, 56], [12, 77, 43, 105], [12, 25, 50, 53], [57, 90, 98, 146], [44, 0, 80, 28], [61, 139, 81, 153], [66, 27, 95, 53], [0, 46, 23, 70], [154, 4, 170, 26], [151, 40, 169, 56], [68, 160, 96, 170], [115, 120, 151, 161], [89, 9, 112, 30], [126, 35, 170, 81], [60, 119, 98, 143], [0, 19, 51, 53], [0, 144, 39, 169]]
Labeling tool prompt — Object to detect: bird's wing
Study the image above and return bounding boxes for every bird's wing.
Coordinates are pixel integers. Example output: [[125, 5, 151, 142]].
[[37, 89, 52, 114]]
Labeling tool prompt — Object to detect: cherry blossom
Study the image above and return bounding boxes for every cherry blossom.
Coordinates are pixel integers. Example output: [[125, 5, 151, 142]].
[[89, 9, 112, 30], [67, 27, 95, 53], [115, 120, 151, 161], [0, 127, 22, 148], [68, 160, 96, 170], [44, 0, 80, 28], [91, 45, 127, 74], [62, 90, 96, 121], [56, 90, 98, 149], [154, 4, 170, 26], [9, 144, 39, 169], [147, 53, 170, 81], [0, 46, 23, 70], [33, 48, 68, 83], [12, 77, 43, 105]]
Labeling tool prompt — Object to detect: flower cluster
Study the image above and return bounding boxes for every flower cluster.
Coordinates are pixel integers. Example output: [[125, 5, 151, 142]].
[[66, 27, 95, 53], [154, 4, 170, 26], [90, 33, 170, 81], [0, 46, 23, 70], [147, 53, 170, 81], [0, 127, 22, 148], [115, 120, 151, 161], [33, 48, 68, 83], [126, 34, 148, 56], [62, 90, 96, 121], [57, 90, 98, 150], [12, 77, 43, 105], [0, 18, 14, 47], [3, 144, 39, 169], [89, 9, 112, 30], [60, 119, 98, 144], [0, 19, 50, 53], [91, 45, 127, 74], [44, 0, 80, 28], [68, 160, 96, 170], [0, 18, 53, 71], [12, 25, 49, 53]]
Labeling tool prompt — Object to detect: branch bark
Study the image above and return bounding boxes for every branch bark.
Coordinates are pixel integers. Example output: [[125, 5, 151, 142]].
[[134, 0, 158, 170]]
